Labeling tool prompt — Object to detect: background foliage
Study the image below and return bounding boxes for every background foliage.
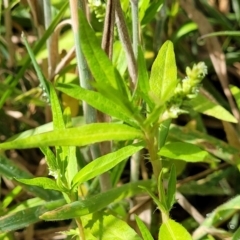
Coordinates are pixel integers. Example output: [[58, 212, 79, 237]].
[[0, 0, 240, 239]]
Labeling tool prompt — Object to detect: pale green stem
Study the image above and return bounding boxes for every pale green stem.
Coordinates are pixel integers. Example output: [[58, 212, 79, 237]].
[[43, 0, 53, 77], [130, 0, 139, 58]]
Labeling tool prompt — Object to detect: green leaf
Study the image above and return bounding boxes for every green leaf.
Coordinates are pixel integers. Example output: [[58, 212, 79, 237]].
[[82, 213, 142, 240], [159, 142, 209, 162], [141, 0, 164, 25], [0, 123, 144, 149], [78, 10, 128, 96], [149, 40, 177, 104], [168, 124, 240, 166], [159, 219, 192, 240], [140, 185, 167, 215], [40, 180, 155, 220], [0, 199, 65, 232], [137, 47, 150, 95], [187, 94, 237, 123], [16, 177, 64, 192], [57, 83, 138, 127], [40, 147, 58, 178], [233, 227, 240, 240], [0, 155, 60, 200], [72, 144, 144, 187], [166, 165, 176, 211], [159, 119, 172, 148], [135, 215, 154, 240], [230, 85, 240, 110]]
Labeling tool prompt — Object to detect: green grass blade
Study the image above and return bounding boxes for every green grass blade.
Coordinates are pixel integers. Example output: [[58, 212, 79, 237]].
[[0, 1, 68, 108]]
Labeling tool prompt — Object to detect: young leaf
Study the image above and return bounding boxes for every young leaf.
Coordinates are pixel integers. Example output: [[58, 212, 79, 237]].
[[40, 180, 154, 220], [135, 215, 154, 240], [149, 40, 177, 105], [0, 123, 144, 149], [159, 118, 172, 148], [186, 94, 237, 123], [166, 165, 176, 211], [159, 142, 210, 162], [40, 146, 58, 178], [158, 219, 192, 240], [72, 144, 144, 187], [57, 83, 138, 127], [16, 177, 65, 192]]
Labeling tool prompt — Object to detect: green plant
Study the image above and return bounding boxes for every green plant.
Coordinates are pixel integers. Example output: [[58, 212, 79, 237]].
[[0, 1, 240, 240]]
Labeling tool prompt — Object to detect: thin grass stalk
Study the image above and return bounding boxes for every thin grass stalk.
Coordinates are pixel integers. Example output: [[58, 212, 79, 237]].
[[115, 0, 137, 87], [129, 0, 141, 183], [3, 0, 15, 68], [43, 0, 53, 78], [130, 0, 139, 58]]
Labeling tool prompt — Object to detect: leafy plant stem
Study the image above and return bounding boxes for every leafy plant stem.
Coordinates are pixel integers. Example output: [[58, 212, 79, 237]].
[[146, 130, 162, 181], [75, 217, 86, 240]]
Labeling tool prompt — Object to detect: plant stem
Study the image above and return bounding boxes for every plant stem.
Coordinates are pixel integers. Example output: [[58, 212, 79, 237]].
[[144, 124, 162, 181], [130, 0, 139, 58], [75, 217, 86, 240], [115, 0, 137, 87]]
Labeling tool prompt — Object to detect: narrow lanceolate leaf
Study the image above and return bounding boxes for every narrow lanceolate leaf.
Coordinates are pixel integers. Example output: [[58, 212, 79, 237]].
[[0, 199, 65, 232], [159, 142, 209, 162], [78, 10, 127, 96], [135, 215, 154, 240], [57, 83, 138, 127], [166, 165, 176, 211], [40, 180, 154, 220], [187, 94, 237, 123], [0, 155, 60, 201], [149, 40, 177, 104], [16, 178, 64, 192], [72, 144, 144, 187], [159, 219, 192, 240], [0, 123, 143, 150]]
